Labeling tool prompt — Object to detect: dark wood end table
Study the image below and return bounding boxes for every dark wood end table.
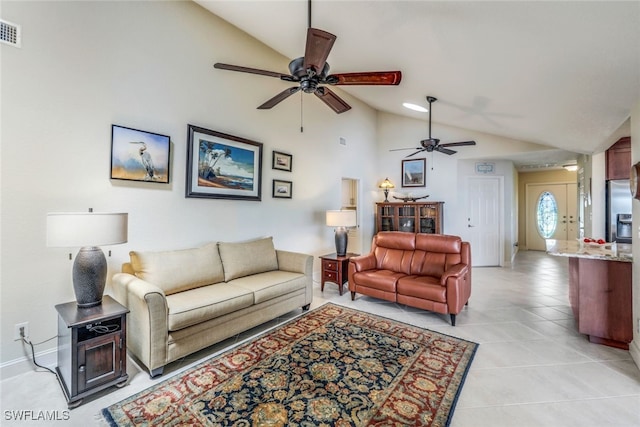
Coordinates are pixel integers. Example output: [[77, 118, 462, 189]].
[[55, 295, 129, 408], [319, 253, 359, 296]]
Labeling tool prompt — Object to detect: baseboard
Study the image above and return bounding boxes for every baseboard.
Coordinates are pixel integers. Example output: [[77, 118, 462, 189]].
[[0, 347, 57, 381], [629, 339, 640, 371]]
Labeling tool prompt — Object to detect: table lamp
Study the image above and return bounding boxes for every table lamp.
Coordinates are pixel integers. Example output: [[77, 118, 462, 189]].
[[326, 210, 357, 257], [47, 210, 128, 308], [379, 178, 395, 202]]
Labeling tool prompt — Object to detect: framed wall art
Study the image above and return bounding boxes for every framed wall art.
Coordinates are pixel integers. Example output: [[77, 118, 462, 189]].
[[402, 158, 426, 187], [186, 124, 263, 201], [272, 179, 292, 199], [110, 124, 171, 183], [272, 151, 292, 172]]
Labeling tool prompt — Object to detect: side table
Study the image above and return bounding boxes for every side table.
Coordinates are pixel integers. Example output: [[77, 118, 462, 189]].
[[319, 253, 359, 296], [55, 295, 129, 408]]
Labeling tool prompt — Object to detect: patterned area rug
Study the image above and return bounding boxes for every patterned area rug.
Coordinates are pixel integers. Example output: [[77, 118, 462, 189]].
[[102, 303, 478, 426]]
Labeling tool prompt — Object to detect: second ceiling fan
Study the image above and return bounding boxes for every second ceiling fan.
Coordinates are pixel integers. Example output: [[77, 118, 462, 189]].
[[213, 2, 401, 114], [393, 96, 477, 157]]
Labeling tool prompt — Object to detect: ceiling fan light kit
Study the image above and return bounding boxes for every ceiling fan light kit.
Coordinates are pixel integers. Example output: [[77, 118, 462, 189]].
[[391, 96, 477, 158]]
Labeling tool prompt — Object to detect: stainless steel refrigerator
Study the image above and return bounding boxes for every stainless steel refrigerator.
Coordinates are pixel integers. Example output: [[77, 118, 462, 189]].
[[606, 179, 632, 243]]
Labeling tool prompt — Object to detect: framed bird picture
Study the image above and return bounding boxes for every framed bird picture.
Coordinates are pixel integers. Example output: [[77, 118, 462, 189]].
[[110, 124, 171, 183]]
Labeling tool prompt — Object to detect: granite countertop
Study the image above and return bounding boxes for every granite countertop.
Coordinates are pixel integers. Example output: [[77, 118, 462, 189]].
[[545, 239, 632, 262]]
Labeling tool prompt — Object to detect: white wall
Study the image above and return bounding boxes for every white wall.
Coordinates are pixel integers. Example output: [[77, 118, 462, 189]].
[[630, 99, 640, 368], [0, 1, 380, 369]]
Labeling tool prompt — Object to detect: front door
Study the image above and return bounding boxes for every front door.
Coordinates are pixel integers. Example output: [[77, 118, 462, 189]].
[[466, 176, 502, 266], [526, 183, 578, 251]]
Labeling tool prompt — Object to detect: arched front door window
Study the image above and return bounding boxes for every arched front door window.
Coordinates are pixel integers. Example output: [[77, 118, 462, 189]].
[[537, 191, 558, 238]]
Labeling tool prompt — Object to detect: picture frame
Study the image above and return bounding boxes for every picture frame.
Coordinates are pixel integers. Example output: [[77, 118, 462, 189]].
[[272, 179, 292, 199], [402, 158, 426, 187], [186, 124, 262, 201], [110, 124, 171, 183], [272, 151, 292, 172]]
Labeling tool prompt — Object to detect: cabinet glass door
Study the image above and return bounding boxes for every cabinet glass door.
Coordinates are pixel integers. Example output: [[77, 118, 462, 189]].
[[398, 205, 415, 232]]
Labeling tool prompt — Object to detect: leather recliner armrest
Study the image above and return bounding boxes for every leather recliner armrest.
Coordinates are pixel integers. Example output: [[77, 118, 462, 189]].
[[440, 263, 469, 286], [349, 253, 377, 272]]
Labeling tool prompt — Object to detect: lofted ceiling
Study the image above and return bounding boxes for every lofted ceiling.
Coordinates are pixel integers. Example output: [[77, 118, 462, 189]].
[[195, 0, 640, 170]]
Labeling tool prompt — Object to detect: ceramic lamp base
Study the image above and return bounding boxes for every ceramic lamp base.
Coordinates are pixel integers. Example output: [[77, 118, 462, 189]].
[[335, 227, 348, 257], [73, 246, 106, 308]]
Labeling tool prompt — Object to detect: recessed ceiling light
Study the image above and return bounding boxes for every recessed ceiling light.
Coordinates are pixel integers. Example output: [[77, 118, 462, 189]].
[[402, 102, 428, 113]]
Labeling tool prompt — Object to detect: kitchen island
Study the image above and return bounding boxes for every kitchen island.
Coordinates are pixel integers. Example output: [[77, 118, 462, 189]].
[[546, 239, 632, 349]]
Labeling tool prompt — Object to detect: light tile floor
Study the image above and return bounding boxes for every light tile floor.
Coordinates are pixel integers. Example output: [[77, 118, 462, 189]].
[[1, 250, 639, 426]]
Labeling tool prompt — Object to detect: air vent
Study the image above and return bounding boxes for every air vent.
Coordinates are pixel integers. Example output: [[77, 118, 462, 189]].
[[0, 19, 21, 48]]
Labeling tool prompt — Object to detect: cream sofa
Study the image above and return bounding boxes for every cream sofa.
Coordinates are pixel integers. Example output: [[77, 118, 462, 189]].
[[111, 237, 313, 377]]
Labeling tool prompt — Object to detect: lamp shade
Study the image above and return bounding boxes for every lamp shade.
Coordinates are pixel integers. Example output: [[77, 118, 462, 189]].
[[379, 178, 395, 189], [47, 212, 128, 247], [326, 210, 357, 227]]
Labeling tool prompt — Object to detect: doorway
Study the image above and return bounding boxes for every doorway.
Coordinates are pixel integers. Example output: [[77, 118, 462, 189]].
[[341, 178, 361, 254], [525, 183, 578, 251], [465, 176, 503, 266]]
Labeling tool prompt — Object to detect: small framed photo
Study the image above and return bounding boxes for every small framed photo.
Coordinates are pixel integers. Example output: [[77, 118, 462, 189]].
[[186, 125, 263, 201], [272, 151, 292, 172], [272, 179, 292, 199], [110, 125, 171, 183], [402, 158, 426, 187]]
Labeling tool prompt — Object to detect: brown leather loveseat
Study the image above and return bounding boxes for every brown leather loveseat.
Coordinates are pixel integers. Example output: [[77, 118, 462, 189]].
[[348, 231, 471, 325]]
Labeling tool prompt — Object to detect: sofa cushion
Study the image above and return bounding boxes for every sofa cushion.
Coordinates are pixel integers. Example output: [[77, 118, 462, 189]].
[[130, 243, 224, 295], [351, 269, 406, 293], [165, 283, 254, 331], [397, 275, 447, 302], [218, 237, 278, 281], [412, 234, 463, 276], [228, 270, 306, 304]]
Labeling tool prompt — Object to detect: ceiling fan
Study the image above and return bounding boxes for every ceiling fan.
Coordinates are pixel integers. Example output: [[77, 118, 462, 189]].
[[213, 2, 401, 114], [392, 96, 477, 157]]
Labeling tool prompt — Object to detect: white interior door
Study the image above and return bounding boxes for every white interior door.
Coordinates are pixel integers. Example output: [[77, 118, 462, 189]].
[[526, 183, 578, 251], [466, 176, 502, 266]]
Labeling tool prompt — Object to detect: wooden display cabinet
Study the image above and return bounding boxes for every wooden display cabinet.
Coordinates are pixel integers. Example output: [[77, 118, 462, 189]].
[[55, 295, 129, 408], [376, 202, 443, 234]]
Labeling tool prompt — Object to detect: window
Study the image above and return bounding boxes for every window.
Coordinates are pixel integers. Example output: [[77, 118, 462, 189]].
[[536, 191, 558, 238]]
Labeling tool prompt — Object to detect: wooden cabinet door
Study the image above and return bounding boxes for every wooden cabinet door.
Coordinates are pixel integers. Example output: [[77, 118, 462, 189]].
[[606, 137, 631, 180]]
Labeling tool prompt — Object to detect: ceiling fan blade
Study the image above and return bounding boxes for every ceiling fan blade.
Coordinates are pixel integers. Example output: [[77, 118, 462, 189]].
[[327, 71, 402, 86], [214, 63, 291, 80], [303, 28, 336, 75], [390, 147, 421, 152], [257, 87, 301, 110], [436, 147, 457, 155], [440, 140, 477, 147], [405, 149, 426, 158], [315, 87, 351, 114]]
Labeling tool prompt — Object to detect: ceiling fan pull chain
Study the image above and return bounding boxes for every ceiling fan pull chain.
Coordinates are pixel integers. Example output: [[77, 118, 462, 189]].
[[300, 90, 304, 133]]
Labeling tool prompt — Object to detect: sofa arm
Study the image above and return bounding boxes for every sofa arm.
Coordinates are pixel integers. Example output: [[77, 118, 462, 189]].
[[440, 263, 469, 286], [276, 250, 313, 276], [441, 264, 472, 315], [111, 273, 169, 374], [349, 254, 377, 272]]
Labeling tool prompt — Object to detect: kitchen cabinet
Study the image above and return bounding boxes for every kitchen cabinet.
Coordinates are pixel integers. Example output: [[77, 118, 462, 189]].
[[606, 137, 631, 180]]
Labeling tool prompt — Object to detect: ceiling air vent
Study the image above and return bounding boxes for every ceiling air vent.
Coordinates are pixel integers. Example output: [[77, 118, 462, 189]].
[[0, 19, 21, 48]]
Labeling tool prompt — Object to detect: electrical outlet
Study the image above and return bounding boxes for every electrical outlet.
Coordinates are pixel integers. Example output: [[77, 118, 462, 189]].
[[14, 322, 28, 341]]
